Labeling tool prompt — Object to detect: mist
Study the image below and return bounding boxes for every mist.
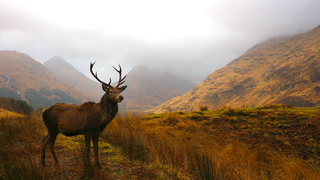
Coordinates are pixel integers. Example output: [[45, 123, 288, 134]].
[[1, 0, 320, 83]]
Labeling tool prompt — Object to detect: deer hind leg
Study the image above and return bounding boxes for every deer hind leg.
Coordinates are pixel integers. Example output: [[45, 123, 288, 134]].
[[48, 132, 59, 165], [92, 133, 101, 168], [41, 134, 50, 166]]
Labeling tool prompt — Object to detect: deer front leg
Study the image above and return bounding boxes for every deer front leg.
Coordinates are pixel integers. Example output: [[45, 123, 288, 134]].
[[84, 132, 92, 166], [92, 133, 101, 168]]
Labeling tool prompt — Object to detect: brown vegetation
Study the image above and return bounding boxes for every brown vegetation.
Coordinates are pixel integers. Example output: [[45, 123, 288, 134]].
[[1, 104, 319, 179], [104, 104, 320, 179]]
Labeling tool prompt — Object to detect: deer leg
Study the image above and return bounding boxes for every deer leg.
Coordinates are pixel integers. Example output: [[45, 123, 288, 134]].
[[84, 132, 92, 165], [41, 134, 50, 166], [92, 133, 101, 168], [48, 132, 59, 165]]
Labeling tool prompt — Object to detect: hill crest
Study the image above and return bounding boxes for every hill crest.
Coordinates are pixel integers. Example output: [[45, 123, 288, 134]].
[[0, 51, 89, 107], [151, 24, 320, 113], [43, 56, 102, 101]]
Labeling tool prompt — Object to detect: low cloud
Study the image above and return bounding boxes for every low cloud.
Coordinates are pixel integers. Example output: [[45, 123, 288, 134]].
[[1, 0, 320, 83]]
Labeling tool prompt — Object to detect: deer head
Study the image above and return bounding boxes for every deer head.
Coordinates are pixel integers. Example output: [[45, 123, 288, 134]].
[[90, 62, 127, 103]]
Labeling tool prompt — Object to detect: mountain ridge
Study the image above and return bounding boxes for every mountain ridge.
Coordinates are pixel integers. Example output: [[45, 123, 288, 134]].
[[151, 24, 320, 113], [0, 51, 90, 107], [43, 56, 102, 101], [120, 64, 196, 111]]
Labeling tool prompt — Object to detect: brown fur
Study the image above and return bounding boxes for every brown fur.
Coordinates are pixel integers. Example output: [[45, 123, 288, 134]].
[[41, 63, 127, 167]]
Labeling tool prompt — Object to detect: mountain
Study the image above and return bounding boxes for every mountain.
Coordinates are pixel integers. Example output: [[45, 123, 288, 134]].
[[245, 35, 291, 52], [151, 25, 320, 113], [119, 65, 196, 111], [43, 56, 102, 101], [0, 51, 90, 108]]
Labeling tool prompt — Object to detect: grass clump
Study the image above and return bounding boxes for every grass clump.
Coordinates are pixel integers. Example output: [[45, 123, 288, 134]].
[[1, 156, 51, 180]]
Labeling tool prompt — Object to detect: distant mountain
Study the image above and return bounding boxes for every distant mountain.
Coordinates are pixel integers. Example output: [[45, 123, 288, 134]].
[[151, 25, 320, 113], [0, 51, 90, 108], [120, 65, 196, 111], [44, 57, 196, 111], [43, 56, 102, 101]]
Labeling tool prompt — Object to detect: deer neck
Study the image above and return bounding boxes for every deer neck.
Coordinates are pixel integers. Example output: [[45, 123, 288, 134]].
[[98, 94, 119, 121]]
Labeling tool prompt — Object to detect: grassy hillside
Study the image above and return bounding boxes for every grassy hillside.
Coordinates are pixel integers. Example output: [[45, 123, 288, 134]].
[[0, 51, 89, 108], [0, 108, 24, 118], [1, 105, 319, 179], [151, 25, 320, 113], [141, 105, 320, 166]]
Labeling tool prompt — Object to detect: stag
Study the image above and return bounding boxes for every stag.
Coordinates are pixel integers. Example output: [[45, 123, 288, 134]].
[[41, 62, 127, 167]]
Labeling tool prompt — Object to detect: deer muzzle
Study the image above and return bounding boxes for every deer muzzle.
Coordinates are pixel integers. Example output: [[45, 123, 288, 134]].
[[117, 95, 124, 102]]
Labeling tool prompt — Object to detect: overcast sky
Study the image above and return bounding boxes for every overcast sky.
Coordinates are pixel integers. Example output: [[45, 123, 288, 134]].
[[1, 0, 320, 84]]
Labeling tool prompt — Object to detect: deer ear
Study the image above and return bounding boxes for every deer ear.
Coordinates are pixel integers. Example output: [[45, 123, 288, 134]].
[[102, 84, 109, 92], [118, 86, 127, 92]]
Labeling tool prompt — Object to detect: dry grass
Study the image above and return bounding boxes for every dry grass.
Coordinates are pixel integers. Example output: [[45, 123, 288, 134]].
[[0, 112, 49, 179], [1, 106, 320, 179], [103, 109, 320, 179], [0, 108, 24, 118]]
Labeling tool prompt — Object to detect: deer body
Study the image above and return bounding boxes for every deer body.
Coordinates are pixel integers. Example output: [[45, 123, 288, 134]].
[[41, 62, 127, 167]]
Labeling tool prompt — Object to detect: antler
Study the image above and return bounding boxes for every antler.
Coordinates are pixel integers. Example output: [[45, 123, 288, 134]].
[[90, 62, 111, 86], [112, 64, 127, 88]]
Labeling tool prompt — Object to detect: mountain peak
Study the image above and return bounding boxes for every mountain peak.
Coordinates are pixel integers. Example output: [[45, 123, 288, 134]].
[[0, 51, 89, 108], [44, 56, 74, 69], [43, 56, 102, 101]]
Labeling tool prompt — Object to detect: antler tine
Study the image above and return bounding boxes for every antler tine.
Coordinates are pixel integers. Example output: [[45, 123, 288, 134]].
[[112, 64, 127, 87], [107, 78, 111, 86], [118, 74, 127, 86], [90, 62, 110, 86]]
